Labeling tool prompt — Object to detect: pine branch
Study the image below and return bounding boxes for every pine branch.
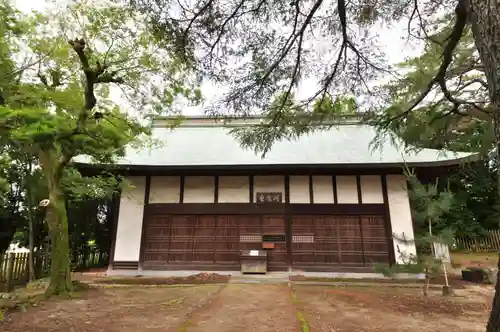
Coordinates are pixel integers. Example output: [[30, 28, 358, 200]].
[[385, 0, 474, 124]]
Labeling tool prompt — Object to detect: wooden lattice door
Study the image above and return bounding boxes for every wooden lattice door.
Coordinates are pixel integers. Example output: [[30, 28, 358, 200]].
[[291, 215, 390, 270]]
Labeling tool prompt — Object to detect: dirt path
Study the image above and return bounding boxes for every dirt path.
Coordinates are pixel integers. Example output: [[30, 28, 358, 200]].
[[184, 284, 299, 332], [1, 284, 492, 332]]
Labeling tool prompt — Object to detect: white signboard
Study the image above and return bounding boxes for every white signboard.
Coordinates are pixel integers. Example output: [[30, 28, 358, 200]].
[[249, 250, 259, 256], [433, 242, 451, 263]]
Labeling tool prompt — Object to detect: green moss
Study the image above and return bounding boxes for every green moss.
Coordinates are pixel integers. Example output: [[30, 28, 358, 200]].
[[290, 276, 423, 283], [296, 311, 310, 332], [94, 276, 230, 286], [40, 155, 73, 298], [164, 297, 184, 306], [0, 292, 46, 319], [290, 288, 309, 332], [72, 280, 90, 292], [178, 319, 191, 332], [290, 290, 298, 304]]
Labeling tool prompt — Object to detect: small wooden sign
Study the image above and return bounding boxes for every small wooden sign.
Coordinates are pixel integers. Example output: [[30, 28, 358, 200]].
[[262, 242, 275, 249], [256, 192, 282, 203]]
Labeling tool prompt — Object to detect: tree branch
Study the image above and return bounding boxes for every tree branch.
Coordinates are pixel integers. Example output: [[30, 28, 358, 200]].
[[207, 0, 247, 60], [95, 71, 124, 84], [1, 52, 53, 82], [68, 39, 90, 72], [279, 0, 304, 111], [407, 0, 443, 45], [385, 0, 471, 124], [183, 0, 214, 41], [224, 0, 324, 105], [57, 38, 107, 176], [259, 0, 323, 90], [306, 42, 347, 106]]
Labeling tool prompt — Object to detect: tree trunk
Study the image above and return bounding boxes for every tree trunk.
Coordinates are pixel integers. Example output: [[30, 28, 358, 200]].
[[28, 214, 35, 281], [488, 254, 500, 331], [26, 165, 35, 282], [469, 1, 500, 331], [45, 177, 72, 296], [39, 150, 73, 296], [423, 268, 430, 297]]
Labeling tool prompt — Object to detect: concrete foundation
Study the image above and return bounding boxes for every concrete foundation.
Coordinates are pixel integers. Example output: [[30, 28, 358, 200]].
[[106, 268, 425, 280]]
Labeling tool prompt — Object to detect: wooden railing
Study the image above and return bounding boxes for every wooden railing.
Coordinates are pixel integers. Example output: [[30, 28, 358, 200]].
[[455, 230, 500, 252], [0, 248, 107, 291]]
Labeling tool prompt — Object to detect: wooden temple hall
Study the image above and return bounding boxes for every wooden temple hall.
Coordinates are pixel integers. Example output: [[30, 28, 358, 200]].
[[75, 116, 474, 274]]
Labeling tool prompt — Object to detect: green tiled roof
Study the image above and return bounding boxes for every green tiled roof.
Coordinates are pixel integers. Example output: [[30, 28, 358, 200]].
[[74, 117, 476, 168]]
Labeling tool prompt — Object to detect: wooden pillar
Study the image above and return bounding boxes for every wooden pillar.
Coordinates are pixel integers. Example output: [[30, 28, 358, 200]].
[[381, 174, 396, 265], [285, 175, 292, 272], [138, 175, 151, 270]]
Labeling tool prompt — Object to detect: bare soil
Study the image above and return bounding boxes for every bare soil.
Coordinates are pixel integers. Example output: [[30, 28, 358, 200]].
[[293, 284, 493, 332], [451, 251, 499, 268], [289, 274, 474, 288], [1, 283, 493, 332], [185, 284, 299, 332], [1, 285, 222, 332], [92, 273, 231, 285]]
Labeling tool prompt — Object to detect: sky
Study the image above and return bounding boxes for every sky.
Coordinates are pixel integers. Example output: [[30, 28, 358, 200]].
[[14, 0, 425, 116]]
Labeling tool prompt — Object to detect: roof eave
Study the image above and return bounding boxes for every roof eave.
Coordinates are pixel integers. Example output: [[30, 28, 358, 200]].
[[73, 153, 479, 171]]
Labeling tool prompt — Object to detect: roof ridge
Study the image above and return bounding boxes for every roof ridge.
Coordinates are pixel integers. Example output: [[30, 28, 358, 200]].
[[151, 113, 367, 128]]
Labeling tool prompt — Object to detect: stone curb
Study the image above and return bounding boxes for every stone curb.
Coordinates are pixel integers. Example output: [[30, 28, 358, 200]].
[[85, 280, 444, 289], [87, 283, 229, 288], [290, 281, 443, 289]]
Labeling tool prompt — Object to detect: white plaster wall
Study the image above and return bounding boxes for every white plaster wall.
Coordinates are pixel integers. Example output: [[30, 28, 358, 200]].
[[312, 176, 334, 203], [218, 176, 250, 203], [183, 176, 215, 203], [335, 176, 359, 203], [149, 176, 180, 203], [386, 174, 417, 263], [360, 175, 384, 204], [289, 176, 310, 203], [114, 176, 146, 262], [254, 176, 285, 202]]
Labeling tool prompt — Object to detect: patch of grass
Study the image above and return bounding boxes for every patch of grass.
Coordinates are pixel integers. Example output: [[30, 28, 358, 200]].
[[94, 274, 231, 286], [0, 292, 46, 317], [290, 288, 310, 332], [72, 280, 90, 291], [0, 280, 94, 316], [290, 290, 298, 304], [164, 297, 185, 306], [451, 251, 498, 267], [290, 276, 420, 283], [296, 311, 310, 332], [178, 319, 191, 332]]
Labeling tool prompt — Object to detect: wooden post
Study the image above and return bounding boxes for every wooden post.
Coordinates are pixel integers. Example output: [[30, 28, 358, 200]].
[[91, 249, 96, 267], [0, 254, 4, 281], [34, 251, 41, 279], [5, 253, 15, 292]]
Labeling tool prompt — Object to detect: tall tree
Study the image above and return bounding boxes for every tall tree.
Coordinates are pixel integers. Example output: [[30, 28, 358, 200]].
[[0, 0, 23, 105], [0, 1, 34, 252], [0, 150, 28, 253], [132, 0, 497, 127], [0, 0, 199, 296], [133, 0, 500, 329], [376, 170, 456, 297], [370, 21, 498, 239]]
